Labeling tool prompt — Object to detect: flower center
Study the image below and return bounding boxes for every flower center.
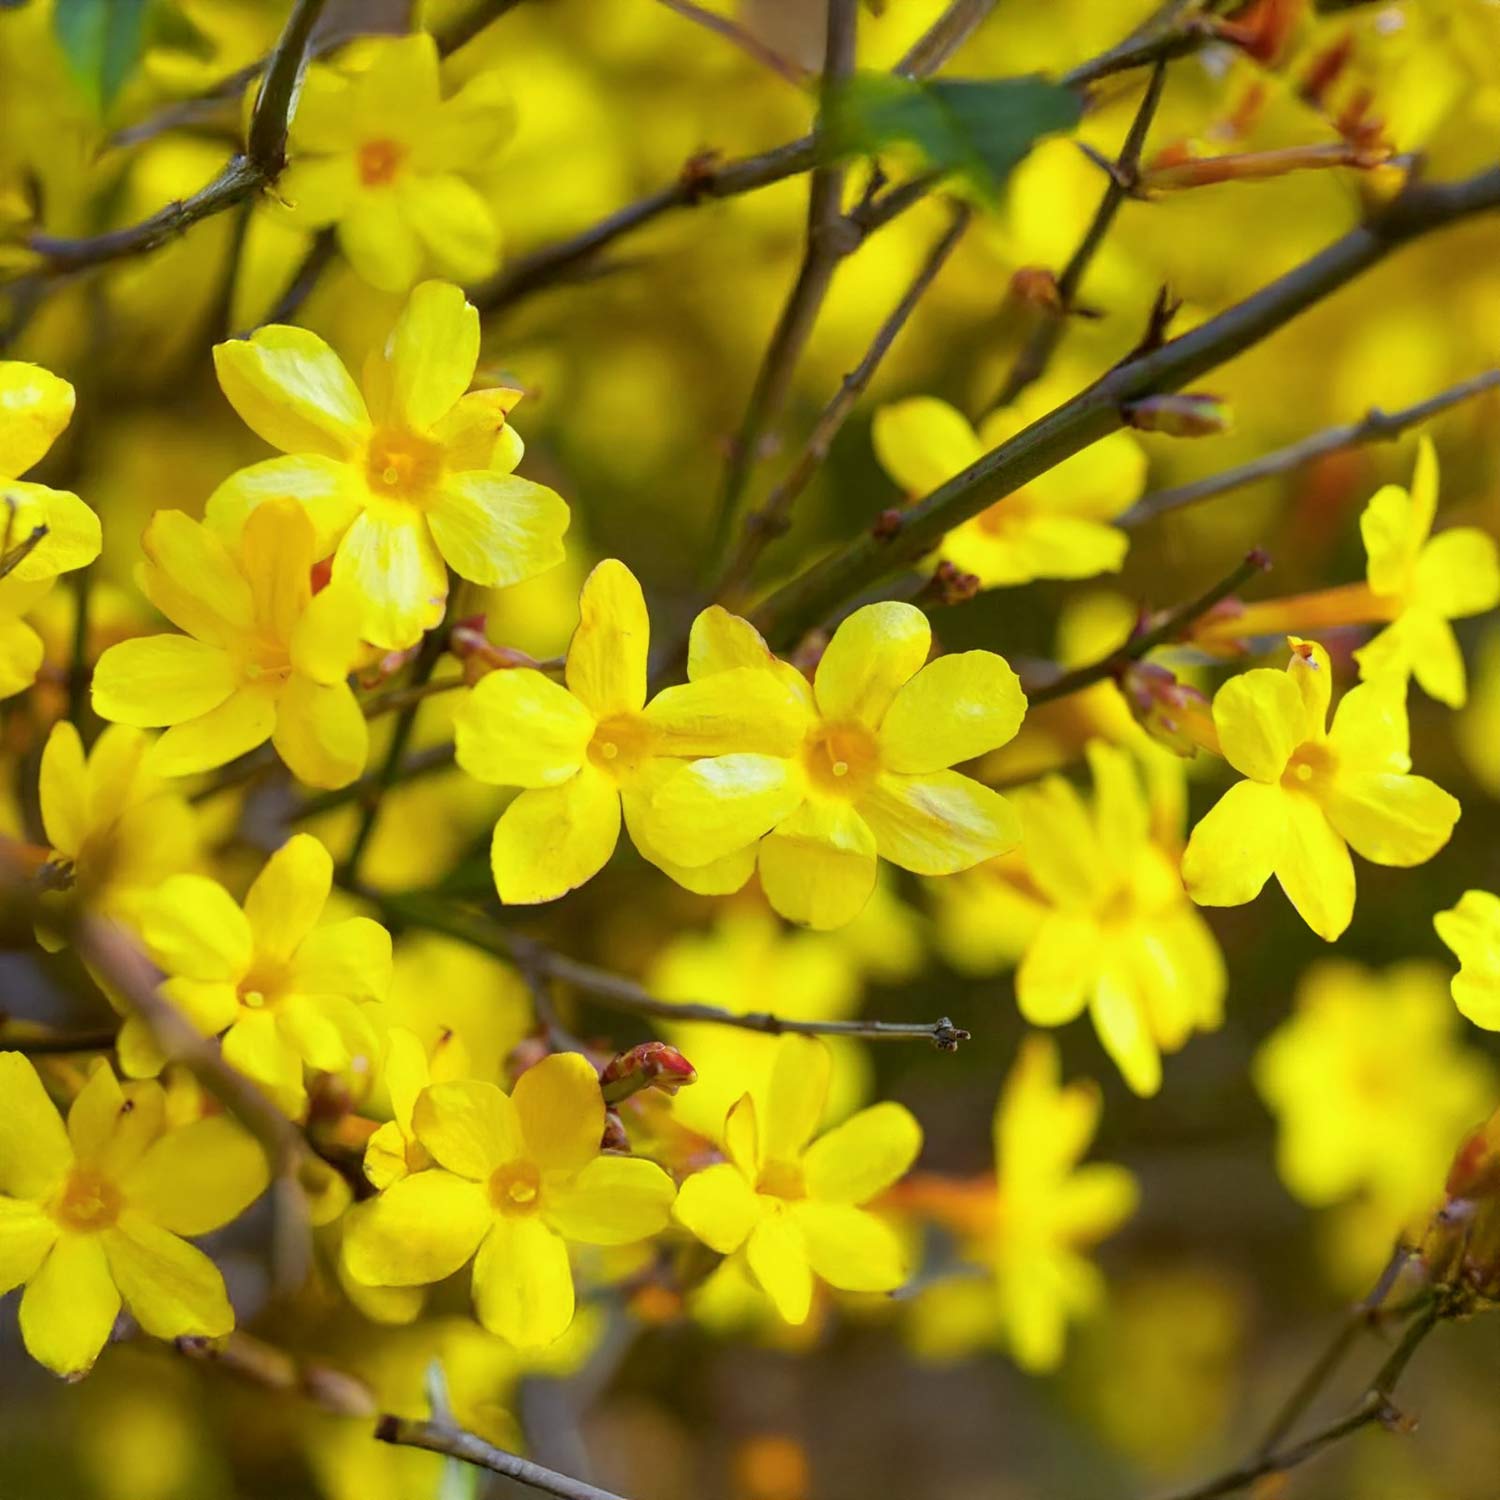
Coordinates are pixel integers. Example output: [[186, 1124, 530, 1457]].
[[587, 712, 655, 778], [756, 1159, 806, 1201], [489, 1159, 543, 1215], [238, 958, 290, 1012], [1281, 740, 1337, 794], [53, 1166, 124, 1233], [357, 138, 406, 187], [802, 720, 880, 797], [366, 427, 443, 500]]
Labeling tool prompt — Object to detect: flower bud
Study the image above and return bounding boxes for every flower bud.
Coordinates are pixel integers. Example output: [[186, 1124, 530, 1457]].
[[1122, 394, 1232, 437], [600, 1041, 697, 1104], [1120, 661, 1218, 757]]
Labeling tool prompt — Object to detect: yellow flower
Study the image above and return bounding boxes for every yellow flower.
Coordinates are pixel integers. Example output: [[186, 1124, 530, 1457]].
[[646, 602, 1026, 929], [278, 34, 513, 293], [0, 361, 104, 699], [1181, 638, 1460, 941], [210, 280, 568, 650], [983, 742, 1224, 1097], [0, 1054, 267, 1377], [342, 1052, 676, 1347], [673, 1034, 920, 1325], [361, 1026, 468, 1191], [1435, 889, 1500, 1029], [903, 1035, 1136, 1371], [91, 502, 369, 788], [37, 723, 198, 938], [872, 390, 1145, 587], [1254, 959, 1494, 1220], [453, 558, 804, 904], [131, 834, 390, 1116], [1354, 436, 1500, 707]]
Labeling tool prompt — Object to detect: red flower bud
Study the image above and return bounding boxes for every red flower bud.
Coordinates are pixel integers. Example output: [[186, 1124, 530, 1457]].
[[600, 1042, 698, 1105]]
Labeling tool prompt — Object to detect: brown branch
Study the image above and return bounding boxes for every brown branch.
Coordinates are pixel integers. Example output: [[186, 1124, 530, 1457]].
[[716, 203, 973, 601], [0, 1025, 117, 1055], [749, 164, 1500, 649], [365, 892, 971, 1051], [1021, 548, 1270, 706], [655, 0, 811, 87], [376, 1417, 634, 1500], [1120, 365, 1500, 528], [177, 1330, 375, 1417], [993, 58, 1168, 408], [896, 0, 1002, 78]]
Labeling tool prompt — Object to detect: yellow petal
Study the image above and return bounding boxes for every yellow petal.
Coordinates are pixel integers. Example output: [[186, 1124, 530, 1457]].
[[0, 614, 44, 700], [879, 650, 1027, 774], [291, 582, 365, 685], [454, 668, 593, 788], [139, 874, 252, 981], [859, 770, 1020, 875], [291, 916, 392, 1001], [147, 687, 278, 777], [0, 1052, 72, 1199], [1090, 969, 1161, 1097], [239, 498, 314, 646], [1, 482, 102, 581], [427, 472, 569, 589], [38, 720, 87, 855], [0, 1198, 57, 1293], [331, 507, 447, 652], [214, 326, 369, 459], [644, 753, 804, 867], [1275, 794, 1354, 942], [790, 1201, 906, 1291], [687, 605, 811, 711], [949, 511, 1128, 585], [543, 1155, 675, 1244], [412, 1079, 520, 1178], [221, 1012, 307, 1115], [1322, 771, 1459, 867], [1016, 911, 1097, 1024], [567, 558, 649, 718], [140, 509, 253, 646], [1055, 1162, 1139, 1238], [758, 797, 878, 929], [400, 175, 502, 282], [490, 766, 620, 904], [645, 668, 807, 759], [278, 992, 377, 1072], [814, 602, 930, 727], [92, 635, 239, 728], [0, 360, 74, 477], [20, 1234, 119, 1377], [758, 1034, 830, 1163], [275, 154, 356, 228], [1407, 612, 1469, 709], [724, 1092, 760, 1176], [343, 1169, 491, 1285], [744, 1212, 813, 1324], [1286, 637, 1332, 738], [339, 193, 424, 294], [472, 1215, 574, 1347], [1211, 668, 1303, 782], [385, 280, 479, 431], [1181, 779, 1286, 908], [273, 675, 368, 788], [1327, 676, 1410, 773], [101, 1216, 233, 1338], [802, 1102, 921, 1204], [672, 1161, 762, 1253], [871, 397, 982, 496], [119, 1118, 268, 1235], [244, 833, 332, 962], [513, 1052, 603, 1174], [1435, 890, 1500, 1029], [205, 454, 364, 557]]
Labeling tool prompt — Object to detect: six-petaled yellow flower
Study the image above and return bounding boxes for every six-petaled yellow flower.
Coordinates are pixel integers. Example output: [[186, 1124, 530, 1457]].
[[131, 834, 390, 1116], [343, 1052, 676, 1347], [277, 34, 514, 293], [673, 1034, 921, 1324], [210, 280, 568, 649], [91, 502, 369, 787], [646, 602, 1027, 929], [0, 1054, 267, 1377], [872, 391, 1145, 587], [454, 558, 804, 903], [1182, 638, 1460, 941]]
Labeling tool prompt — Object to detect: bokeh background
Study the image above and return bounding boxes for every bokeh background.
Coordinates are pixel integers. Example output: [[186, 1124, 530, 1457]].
[[4, 0, 1500, 1496]]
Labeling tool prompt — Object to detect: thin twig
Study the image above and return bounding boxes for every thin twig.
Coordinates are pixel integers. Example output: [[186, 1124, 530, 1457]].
[[366, 892, 972, 1051], [655, 0, 811, 87], [1061, 8, 1220, 89], [254, 228, 339, 331], [1120, 366, 1500, 528], [993, 59, 1168, 408], [0, 523, 47, 581], [0, 1026, 118, 1055], [1023, 548, 1269, 706], [716, 203, 972, 601], [749, 164, 1500, 649], [376, 1417, 633, 1500], [896, 0, 1001, 78], [177, 1330, 375, 1417], [705, 0, 859, 575]]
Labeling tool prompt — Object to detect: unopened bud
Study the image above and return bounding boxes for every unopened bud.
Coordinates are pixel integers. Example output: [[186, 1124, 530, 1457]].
[[1010, 266, 1063, 314], [920, 560, 982, 609], [1122, 394, 1232, 437], [600, 1042, 697, 1105], [1120, 661, 1217, 757], [450, 615, 550, 685]]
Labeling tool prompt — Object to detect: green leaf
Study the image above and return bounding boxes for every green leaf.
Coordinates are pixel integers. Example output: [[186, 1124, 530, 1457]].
[[53, 0, 152, 114], [826, 72, 1083, 202]]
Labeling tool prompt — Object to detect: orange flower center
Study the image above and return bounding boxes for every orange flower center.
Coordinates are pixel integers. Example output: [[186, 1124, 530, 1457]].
[[755, 1158, 806, 1201], [357, 138, 406, 187], [366, 428, 444, 500], [489, 1159, 543, 1215], [587, 712, 654, 778], [238, 957, 290, 1011], [53, 1166, 124, 1233], [802, 720, 880, 798], [1281, 740, 1336, 794]]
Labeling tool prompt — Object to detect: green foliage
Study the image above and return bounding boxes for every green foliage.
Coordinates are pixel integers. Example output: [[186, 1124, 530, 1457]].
[[52, 0, 151, 113], [825, 73, 1083, 201]]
